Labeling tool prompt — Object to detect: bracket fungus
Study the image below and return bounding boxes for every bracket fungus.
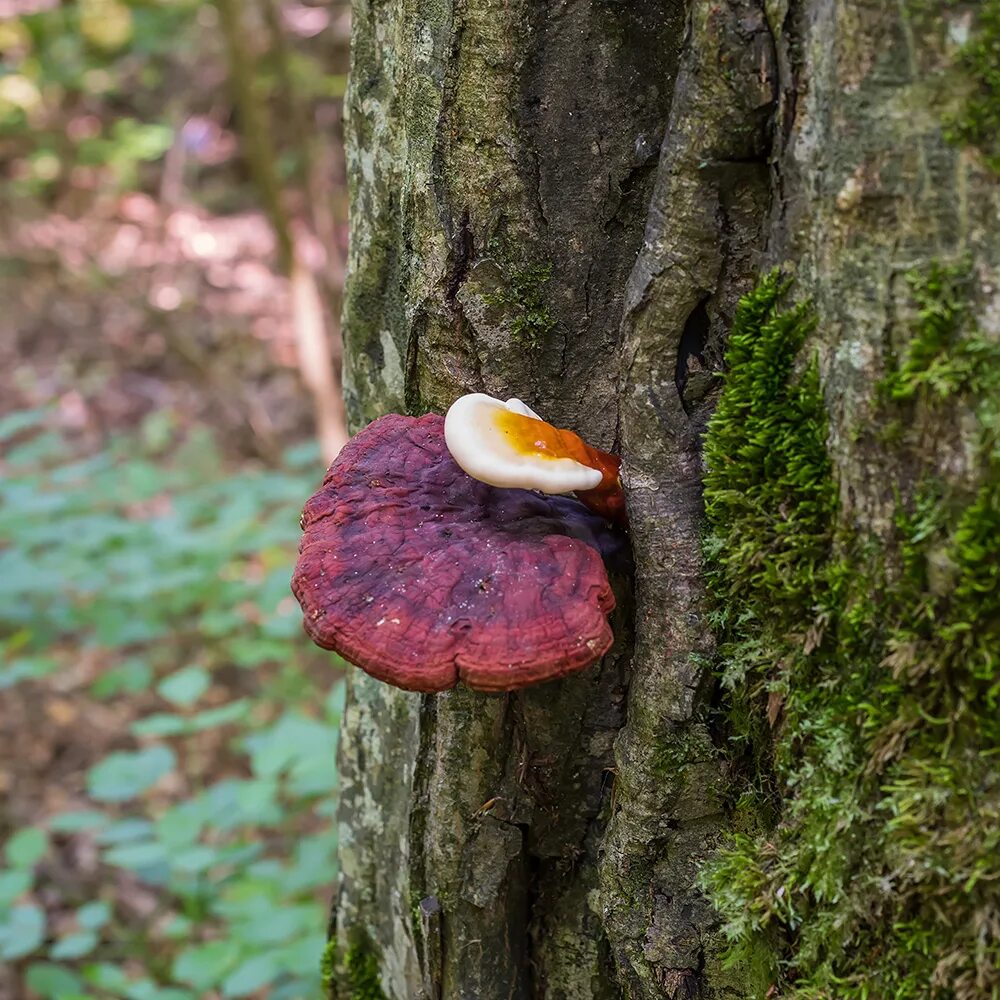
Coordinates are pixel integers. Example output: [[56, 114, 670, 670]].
[[292, 410, 625, 693], [445, 393, 627, 525]]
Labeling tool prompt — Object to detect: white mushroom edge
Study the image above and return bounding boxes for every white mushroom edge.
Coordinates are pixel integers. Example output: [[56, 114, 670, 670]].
[[443, 393, 603, 495]]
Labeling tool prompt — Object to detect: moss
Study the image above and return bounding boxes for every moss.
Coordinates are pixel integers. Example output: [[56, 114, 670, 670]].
[[939, 0, 1000, 172], [344, 944, 388, 1000], [881, 258, 1000, 402], [483, 254, 558, 348], [320, 937, 337, 999], [702, 270, 833, 611], [701, 269, 1000, 999], [323, 938, 389, 1000], [507, 263, 558, 347]]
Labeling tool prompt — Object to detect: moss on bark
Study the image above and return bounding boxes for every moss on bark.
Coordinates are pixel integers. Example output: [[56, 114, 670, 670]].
[[703, 269, 1000, 998], [942, 0, 1000, 172], [343, 945, 389, 1000]]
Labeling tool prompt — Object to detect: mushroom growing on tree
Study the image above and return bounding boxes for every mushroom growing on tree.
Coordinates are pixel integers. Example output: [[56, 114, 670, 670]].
[[291, 410, 625, 692], [445, 393, 627, 525]]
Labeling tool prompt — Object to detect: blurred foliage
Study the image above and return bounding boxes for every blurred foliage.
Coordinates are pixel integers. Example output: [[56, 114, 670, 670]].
[[0, 0, 348, 199], [0, 0, 350, 996], [1, 0, 200, 194], [0, 407, 342, 999]]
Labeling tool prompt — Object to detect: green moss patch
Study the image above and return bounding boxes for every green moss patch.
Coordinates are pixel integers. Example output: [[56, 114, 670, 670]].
[[882, 259, 1000, 402], [320, 937, 337, 998], [702, 269, 1000, 998], [322, 937, 388, 1000], [343, 943, 388, 1000], [483, 252, 558, 348], [942, 0, 1000, 172]]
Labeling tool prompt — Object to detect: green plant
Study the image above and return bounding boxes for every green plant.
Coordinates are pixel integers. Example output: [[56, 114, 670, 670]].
[[0, 0, 347, 199], [881, 259, 1000, 402], [943, 0, 1000, 172], [483, 257, 558, 348], [0, 407, 342, 999], [701, 269, 1000, 998], [0, 0, 202, 195], [342, 942, 388, 1000]]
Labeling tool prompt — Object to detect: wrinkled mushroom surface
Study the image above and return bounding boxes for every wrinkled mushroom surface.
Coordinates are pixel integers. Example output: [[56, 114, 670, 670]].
[[291, 413, 618, 692]]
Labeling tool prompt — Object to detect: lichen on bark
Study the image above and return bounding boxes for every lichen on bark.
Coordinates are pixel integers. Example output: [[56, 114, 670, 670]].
[[939, 0, 1000, 171]]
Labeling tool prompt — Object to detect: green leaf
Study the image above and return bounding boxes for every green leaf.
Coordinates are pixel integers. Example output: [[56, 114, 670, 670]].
[[0, 408, 48, 442], [50, 929, 98, 959], [0, 655, 61, 689], [0, 902, 46, 959], [90, 658, 153, 699], [131, 713, 191, 737], [231, 902, 320, 946], [87, 745, 176, 801], [5, 827, 48, 869], [285, 833, 337, 893], [246, 714, 337, 780], [159, 915, 193, 939], [233, 779, 281, 825], [190, 699, 250, 730], [0, 869, 32, 906], [155, 803, 204, 850], [275, 931, 326, 969], [76, 901, 111, 930], [81, 961, 130, 993], [96, 819, 154, 844], [172, 939, 241, 990], [170, 845, 218, 873], [5, 431, 65, 466], [157, 666, 210, 706], [25, 962, 84, 998], [221, 952, 279, 997], [123, 980, 196, 1000], [48, 810, 107, 834], [271, 979, 318, 1000], [103, 840, 169, 871]]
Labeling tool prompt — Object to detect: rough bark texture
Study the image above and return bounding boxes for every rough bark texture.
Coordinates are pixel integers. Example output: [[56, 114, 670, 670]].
[[328, 0, 999, 997]]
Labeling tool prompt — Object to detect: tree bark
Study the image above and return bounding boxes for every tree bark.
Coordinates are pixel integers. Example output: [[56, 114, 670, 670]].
[[327, 0, 999, 997]]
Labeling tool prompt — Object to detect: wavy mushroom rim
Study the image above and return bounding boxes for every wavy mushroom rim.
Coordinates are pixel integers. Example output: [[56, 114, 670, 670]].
[[291, 412, 621, 692], [444, 392, 627, 525]]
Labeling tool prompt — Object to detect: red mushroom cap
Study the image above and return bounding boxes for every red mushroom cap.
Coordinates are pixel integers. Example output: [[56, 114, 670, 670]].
[[291, 413, 617, 693]]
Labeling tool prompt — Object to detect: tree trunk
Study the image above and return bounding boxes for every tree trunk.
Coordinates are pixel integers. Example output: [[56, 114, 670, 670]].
[[326, 0, 999, 997]]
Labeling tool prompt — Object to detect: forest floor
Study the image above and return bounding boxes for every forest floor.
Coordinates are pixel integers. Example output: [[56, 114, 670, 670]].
[[0, 3, 350, 997]]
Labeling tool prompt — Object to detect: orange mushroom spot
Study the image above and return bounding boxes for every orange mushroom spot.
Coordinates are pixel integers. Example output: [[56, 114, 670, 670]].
[[493, 409, 621, 492]]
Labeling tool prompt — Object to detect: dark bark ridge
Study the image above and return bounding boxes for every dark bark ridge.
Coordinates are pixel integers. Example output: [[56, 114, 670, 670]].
[[606, 1, 776, 994]]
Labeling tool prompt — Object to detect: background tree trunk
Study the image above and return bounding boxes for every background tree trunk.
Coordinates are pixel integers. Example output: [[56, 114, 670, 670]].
[[326, 0, 999, 997]]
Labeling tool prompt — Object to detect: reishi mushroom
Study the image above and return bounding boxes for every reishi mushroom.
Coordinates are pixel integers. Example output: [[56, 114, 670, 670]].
[[291, 411, 624, 693], [444, 393, 626, 524]]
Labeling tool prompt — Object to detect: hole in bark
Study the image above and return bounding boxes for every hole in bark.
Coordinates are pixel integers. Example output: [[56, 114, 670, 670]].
[[675, 298, 710, 412]]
